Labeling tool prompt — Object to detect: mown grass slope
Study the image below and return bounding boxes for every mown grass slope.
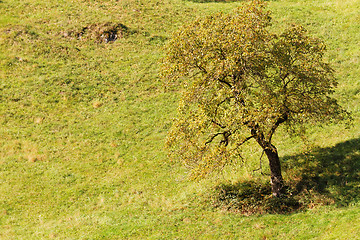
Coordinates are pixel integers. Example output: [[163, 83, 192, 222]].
[[1, 0, 359, 239]]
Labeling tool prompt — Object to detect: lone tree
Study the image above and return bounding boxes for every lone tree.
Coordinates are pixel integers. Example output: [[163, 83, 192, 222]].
[[162, 1, 348, 197]]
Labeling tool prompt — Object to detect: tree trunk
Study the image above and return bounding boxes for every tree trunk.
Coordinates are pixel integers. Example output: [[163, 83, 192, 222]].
[[251, 128, 285, 197], [264, 145, 285, 197]]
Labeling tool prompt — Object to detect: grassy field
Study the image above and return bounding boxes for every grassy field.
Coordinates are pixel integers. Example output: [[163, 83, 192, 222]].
[[1, 0, 359, 239]]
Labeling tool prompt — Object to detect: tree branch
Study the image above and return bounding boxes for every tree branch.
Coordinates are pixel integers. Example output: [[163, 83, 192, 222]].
[[211, 119, 226, 129], [268, 112, 288, 142], [235, 135, 255, 147], [205, 130, 233, 146], [205, 132, 224, 145], [213, 96, 234, 120], [283, 75, 296, 90], [218, 77, 232, 88], [215, 48, 227, 60], [194, 62, 207, 74], [253, 150, 269, 175]]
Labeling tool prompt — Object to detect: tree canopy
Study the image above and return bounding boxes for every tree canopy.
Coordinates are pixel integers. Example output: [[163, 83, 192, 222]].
[[162, 0, 348, 196]]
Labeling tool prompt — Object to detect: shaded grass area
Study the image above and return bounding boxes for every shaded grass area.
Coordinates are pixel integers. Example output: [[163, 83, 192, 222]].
[[210, 181, 301, 215], [284, 138, 360, 207], [210, 138, 360, 215]]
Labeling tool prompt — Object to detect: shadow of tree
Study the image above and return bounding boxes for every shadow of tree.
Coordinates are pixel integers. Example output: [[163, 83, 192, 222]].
[[210, 180, 301, 215], [210, 138, 360, 215], [283, 138, 360, 207]]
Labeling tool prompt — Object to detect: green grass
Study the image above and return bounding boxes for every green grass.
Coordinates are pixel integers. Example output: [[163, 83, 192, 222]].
[[1, 0, 359, 239]]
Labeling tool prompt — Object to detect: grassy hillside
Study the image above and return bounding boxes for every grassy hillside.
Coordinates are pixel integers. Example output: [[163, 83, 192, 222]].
[[1, 0, 359, 239]]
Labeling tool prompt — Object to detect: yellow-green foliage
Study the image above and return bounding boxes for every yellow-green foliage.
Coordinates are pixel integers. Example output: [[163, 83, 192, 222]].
[[162, 1, 348, 179]]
